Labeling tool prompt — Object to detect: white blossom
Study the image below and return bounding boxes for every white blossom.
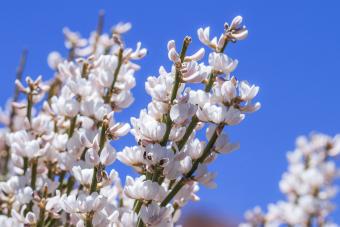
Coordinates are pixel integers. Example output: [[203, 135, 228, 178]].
[[124, 176, 166, 202], [140, 202, 173, 227], [0, 16, 265, 227]]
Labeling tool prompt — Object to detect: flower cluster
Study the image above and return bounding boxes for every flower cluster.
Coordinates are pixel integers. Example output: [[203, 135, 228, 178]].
[[0, 14, 260, 227], [241, 133, 340, 227]]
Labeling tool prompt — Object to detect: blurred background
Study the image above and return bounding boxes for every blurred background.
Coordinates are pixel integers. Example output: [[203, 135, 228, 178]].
[[0, 0, 340, 225]]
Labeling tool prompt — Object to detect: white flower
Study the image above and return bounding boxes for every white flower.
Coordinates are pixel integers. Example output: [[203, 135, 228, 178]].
[[124, 176, 166, 202], [93, 55, 118, 88], [72, 166, 93, 186], [140, 202, 173, 227], [180, 61, 208, 83], [131, 110, 166, 143], [298, 195, 317, 213], [212, 79, 237, 103], [67, 78, 93, 97], [224, 107, 245, 125], [58, 152, 77, 171], [85, 148, 100, 166], [194, 164, 217, 188], [173, 182, 200, 206], [62, 192, 107, 214], [185, 48, 205, 62], [230, 16, 244, 30], [17, 186, 33, 204], [63, 27, 87, 49], [227, 15, 249, 41], [111, 90, 135, 110], [81, 99, 111, 120], [197, 103, 226, 124], [183, 138, 205, 159], [0, 216, 20, 226], [25, 212, 37, 225], [239, 81, 260, 101], [10, 131, 46, 159], [47, 51, 63, 69], [301, 168, 324, 188], [144, 144, 173, 167], [168, 48, 180, 63], [46, 191, 62, 213], [112, 22, 132, 34], [100, 143, 116, 166], [120, 211, 137, 226], [208, 52, 238, 76], [128, 42, 147, 59], [52, 133, 69, 151], [214, 133, 240, 154], [148, 101, 168, 120], [145, 68, 177, 102], [108, 122, 130, 139], [197, 27, 218, 48], [169, 126, 186, 142], [51, 94, 79, 118], [189, 90, 211, 107], [117, 146, 145, 169], [170, 103, 197, 125]]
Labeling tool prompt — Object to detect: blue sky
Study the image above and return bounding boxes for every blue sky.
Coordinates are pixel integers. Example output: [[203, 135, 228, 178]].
[[1, 0, 340, 223]]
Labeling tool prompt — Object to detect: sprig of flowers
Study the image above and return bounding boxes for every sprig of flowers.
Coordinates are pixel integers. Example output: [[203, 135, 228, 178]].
[[241, 133, 340, 227], [0, 13, 260, 227], [119, 15, 259, 227]]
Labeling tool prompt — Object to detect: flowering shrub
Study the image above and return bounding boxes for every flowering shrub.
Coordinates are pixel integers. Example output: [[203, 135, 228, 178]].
[[0, 13, 259, 226], [241, 133, 340, 227]]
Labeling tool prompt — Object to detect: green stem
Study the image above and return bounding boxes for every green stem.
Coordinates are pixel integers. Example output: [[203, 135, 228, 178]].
[[48, 43, 80, 102], [176, 72, 215, 151], [104, 48, 123, 103], [92, 11, 105, 55], [135, 201, 145, 227], [219, 39, 229, 53], [85, 213, 93, 227], [161, 124, 224, 206], [89, 121, 108, 193], [174, 36, 228, 151], [177, 116, 199, 151], [57, 171, 66, 191], [47, 164, 54, 179], [23, 157, 28, 174], [134, 200, 143, 214], [160, 114, 172, 146], [68, 46, 75, 61], [30, 159, 38, 190], [2, 50, 28, 177], [152, 171, 159, 182], [204, 72, 216, 92], [81, 62, 89, 79], [133, 169, 161, 226], [36, 205, 45, 227], [186, 125, 222, 177], [160, 37, 191, 146], [90, 166, 98, 193], [68, 115, 77, 138], [26, 93, 33, 123], [66, 176, 75, 195], [160, 178, 185, 207], [9, 49, 28, 130], [179, 36, 191, 62], [3, 149, 10, 176], [136, 218, 145, 227]]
